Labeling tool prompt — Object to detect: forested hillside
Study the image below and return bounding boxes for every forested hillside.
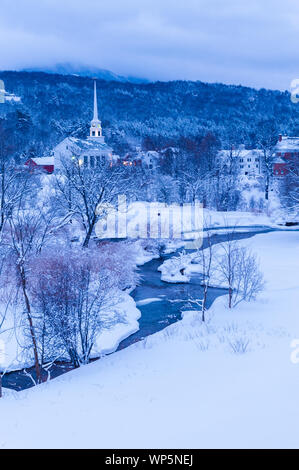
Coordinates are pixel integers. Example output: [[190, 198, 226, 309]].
[[0, 71, 298, 158]]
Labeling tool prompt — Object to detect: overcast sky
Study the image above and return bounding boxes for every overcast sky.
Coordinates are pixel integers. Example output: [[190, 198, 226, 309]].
[[0, 0, 298, 90]]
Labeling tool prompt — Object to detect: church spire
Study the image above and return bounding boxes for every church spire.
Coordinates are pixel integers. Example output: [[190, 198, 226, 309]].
[[93, 79, 98, 121], [89, 79, 103, 139]]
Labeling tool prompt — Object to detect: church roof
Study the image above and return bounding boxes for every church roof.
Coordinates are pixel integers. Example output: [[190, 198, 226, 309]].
[[55, 136, 113, 153], [68, 137, 112, 151]]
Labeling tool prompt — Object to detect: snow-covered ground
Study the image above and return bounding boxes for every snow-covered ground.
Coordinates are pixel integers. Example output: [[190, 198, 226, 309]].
[[0, 231, 299, 448], [158, 243, 234, 286], [95, 199, 287, 242]]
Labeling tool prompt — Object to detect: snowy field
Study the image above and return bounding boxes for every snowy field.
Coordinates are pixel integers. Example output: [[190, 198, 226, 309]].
[[0, 231, 299, 449]]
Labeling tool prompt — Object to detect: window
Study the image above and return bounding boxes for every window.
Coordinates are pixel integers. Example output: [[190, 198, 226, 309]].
[[84, 155, 88, 167], [248, 165, 251, 168], [240, 158, 244, 162], [256, 165, 258, 168], [240, 165, 244, 168], [90, 156, 95, 168], [97, 156, 101, 167], [247, 158, 251, 162], [255, 158, 259, 162]]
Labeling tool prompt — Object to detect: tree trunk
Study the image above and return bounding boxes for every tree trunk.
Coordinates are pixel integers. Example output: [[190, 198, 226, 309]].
[[229, 286, 232, 308], [202, 285, 208, 322], [82, 188, 105, 248], [265, 174, 269, 201], [82, 222, 94, 248], [83, 210, 99, 248], [20, 268, 42, 383]]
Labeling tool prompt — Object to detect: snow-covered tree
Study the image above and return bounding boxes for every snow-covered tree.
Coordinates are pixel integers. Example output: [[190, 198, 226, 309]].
[[217, 234, 264, 308], [55, 158, 133, 247], [5, 201, 55, 383], [29, 247, 132, 367]]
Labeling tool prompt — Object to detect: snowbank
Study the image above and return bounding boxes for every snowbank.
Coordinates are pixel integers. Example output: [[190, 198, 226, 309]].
[[158, 246, 226, 286], [0, 290, 141, 372], [0, 232, 299, 448], [93, 290, 141, 356]]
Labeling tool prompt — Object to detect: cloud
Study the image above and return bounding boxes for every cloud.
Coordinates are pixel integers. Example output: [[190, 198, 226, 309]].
[[0, 0, 298, 90]]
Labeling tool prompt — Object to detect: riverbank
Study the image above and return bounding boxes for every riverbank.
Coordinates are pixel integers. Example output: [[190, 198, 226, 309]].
[[0, 228, 273, 390], [0, 231, 298, 448]]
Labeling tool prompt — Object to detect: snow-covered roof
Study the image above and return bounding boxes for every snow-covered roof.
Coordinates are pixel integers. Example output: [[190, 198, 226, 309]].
[[146, 151, 160, 158], [219, 149, 262, 158], [276, 136, 299, 151], [31, 157, 54, 166], [54, 136, 113, 153], [159, 147, 179, 154], [274, 156, 286, 164], [0, 89, 21, 102]]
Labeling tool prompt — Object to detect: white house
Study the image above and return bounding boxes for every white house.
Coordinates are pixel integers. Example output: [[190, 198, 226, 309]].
[[0, 81, 21, 104], [218, 146, 262, 176]]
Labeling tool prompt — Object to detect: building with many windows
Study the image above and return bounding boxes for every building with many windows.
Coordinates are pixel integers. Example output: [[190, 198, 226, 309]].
[[218, 146, 262, 177]]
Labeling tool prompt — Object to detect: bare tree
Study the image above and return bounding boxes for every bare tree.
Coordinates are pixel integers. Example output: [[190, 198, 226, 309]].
[[6, 204, 54, 383], [217, 238, 264, 308], [29, 248, 122, 367], [281, 153, 299, 217], [180, 168, 204, 203], [0, 250, 24, 396], [55, 158, 133, 248], [256, 120, 278, 201], [0, 306, 6, 397], [195, 227, 217, 321], [0, 123, 31, 234]]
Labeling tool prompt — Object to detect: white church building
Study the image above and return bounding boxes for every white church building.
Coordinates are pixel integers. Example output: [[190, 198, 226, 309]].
[[53, 80, 117, 170]]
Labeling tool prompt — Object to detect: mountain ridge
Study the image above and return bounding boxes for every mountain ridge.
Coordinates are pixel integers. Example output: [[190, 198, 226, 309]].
[[19, 62, 149, 84]]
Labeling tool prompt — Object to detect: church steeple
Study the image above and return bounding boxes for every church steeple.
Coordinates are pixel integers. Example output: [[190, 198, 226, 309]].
[[89, 80, 103, 139], [93, 79, 98, 121]]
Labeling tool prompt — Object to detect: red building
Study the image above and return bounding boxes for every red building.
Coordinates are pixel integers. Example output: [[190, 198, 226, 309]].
[[273, 135, 299, 176], [25, 157, 54, 174]]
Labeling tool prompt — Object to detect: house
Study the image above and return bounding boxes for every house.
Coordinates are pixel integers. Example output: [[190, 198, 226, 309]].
[[0, 82, 21, 104], [140, 150, 160, 169], [118, 153, 142, 167], [218, 146, 262, 176], [116, 148, 161, 169], [273, 135, 299, 176], [24, 157, 54, 174]]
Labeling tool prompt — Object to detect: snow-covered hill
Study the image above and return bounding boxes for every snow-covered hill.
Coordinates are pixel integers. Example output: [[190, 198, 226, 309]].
[[21, 63, 149, 84], [1, 231, 299, 448]]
